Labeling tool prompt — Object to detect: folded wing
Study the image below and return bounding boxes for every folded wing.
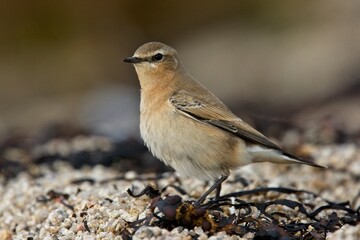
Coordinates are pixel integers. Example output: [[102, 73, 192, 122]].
[[169, 90, 325, 168]]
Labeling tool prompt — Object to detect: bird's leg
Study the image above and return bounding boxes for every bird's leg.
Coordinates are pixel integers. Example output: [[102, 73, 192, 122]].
[[194, 175, 228, 206], [215, 183, 222, 200]]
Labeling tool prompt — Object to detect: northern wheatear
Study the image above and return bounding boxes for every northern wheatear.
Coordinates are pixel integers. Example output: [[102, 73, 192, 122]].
[[123, 42, 325, 205]]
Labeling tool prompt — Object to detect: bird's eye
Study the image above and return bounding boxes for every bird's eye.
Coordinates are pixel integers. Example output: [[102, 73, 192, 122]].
[[152, 53, 163, 61]]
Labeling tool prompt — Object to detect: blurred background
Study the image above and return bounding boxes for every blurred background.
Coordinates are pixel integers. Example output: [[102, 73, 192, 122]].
[[0, 0, 359, 140]]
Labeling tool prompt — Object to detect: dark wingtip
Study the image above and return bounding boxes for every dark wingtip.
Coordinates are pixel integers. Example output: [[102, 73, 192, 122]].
[[283, 151, 327, 169]]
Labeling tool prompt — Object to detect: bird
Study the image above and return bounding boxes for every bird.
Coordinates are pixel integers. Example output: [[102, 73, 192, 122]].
[[123, 42, 325, 205]]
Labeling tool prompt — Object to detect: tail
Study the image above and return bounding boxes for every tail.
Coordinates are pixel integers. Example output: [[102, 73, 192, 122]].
[[248, 146, 326, 168]]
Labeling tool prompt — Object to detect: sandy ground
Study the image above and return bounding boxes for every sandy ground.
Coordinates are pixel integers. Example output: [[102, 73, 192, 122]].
[[0, 136, 359, 239]]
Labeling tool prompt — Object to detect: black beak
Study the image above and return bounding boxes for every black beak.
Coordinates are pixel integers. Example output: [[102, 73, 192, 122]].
[[123, 57, 144, 64]]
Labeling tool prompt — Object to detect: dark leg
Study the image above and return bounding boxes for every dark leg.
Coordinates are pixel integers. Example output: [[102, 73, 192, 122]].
[[215, 182, 222, 200], [194, 175, 228, 206]]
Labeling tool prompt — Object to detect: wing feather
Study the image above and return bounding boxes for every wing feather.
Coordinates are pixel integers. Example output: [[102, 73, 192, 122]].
[[169, 90, 325, 168], [169, 90, 280, 150]]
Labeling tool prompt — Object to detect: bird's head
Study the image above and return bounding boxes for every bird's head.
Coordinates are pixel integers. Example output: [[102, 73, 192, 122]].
[[124, 42, 183, 86]]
